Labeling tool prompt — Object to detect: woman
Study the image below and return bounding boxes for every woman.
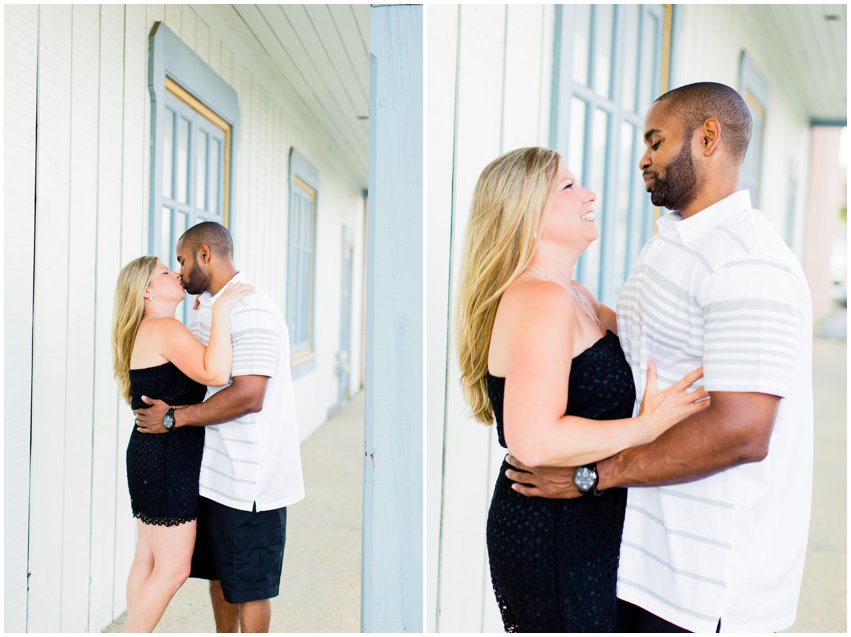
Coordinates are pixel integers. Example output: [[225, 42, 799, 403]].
[[112, 256, 252, 632], [456, 147, 709, 632]]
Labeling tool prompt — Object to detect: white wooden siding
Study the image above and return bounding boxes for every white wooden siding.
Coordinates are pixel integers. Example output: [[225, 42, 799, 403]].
[[29, 6, 74, 630], [427, 5, 555, 632], [89, 4, 129, 630], [425, 5, 458, 632], [6, 4, 366, 631], [61, 5, 100, 631], [4, 4, 39, 632]]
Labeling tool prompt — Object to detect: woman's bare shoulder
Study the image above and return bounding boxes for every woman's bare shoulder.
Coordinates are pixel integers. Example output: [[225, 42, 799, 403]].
[[489, 277, 575, 374], [500, 277, 574, 322], [130, 318, 184, 368]]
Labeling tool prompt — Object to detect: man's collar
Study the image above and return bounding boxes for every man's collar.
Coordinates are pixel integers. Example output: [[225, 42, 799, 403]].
[[656, 190, 752, 243], [195, 271, 245, 309]]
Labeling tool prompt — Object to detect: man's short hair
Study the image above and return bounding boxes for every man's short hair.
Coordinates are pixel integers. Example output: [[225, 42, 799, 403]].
[[179, 221, 234, 258], [655, 82, 753, 159]]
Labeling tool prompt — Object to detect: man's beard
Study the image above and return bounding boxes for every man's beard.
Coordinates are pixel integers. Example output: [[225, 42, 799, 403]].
[[646, 140, 698, 211], [182, 258, 211, 295]]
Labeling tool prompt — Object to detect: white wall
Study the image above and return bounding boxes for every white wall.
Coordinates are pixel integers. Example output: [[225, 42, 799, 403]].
[[4, 4, 39, 632], [4, 4, 365, 632], [427, 5, 554, 632]]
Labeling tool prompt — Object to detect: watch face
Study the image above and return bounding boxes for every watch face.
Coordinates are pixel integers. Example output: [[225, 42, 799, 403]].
[[573, 466, 597, 492], [163, 411, 175, 430]]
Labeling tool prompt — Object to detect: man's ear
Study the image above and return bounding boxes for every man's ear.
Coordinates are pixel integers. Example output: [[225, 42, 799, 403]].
[[700, 118, 721, 156], [198, 243, 212, 264]]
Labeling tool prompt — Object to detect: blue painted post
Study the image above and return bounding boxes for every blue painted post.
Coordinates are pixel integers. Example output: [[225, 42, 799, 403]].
[[362, 4, 423, 632]]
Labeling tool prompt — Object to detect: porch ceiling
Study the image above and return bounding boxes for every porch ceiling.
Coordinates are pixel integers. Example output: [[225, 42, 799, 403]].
[[198, 4, 370, 187], [747, 4, 847, 124]]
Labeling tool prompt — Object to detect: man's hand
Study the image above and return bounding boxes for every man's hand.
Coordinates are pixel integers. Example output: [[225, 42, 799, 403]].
[[505, 454, 582, 499], [133, 396, 170, 434]]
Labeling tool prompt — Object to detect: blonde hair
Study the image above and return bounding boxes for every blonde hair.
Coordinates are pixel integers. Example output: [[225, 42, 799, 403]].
[[455, 147, 561, 423], [112, 256, 158, 403]]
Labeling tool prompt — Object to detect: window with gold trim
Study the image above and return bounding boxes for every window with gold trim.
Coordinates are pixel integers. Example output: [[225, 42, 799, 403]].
[[287, 148, 319, 375], [148, 22, 238, 323], [161, 80, 231, 322]]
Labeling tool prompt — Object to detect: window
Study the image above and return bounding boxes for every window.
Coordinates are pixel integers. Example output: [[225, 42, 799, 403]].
[[551, 4, 668, 305], [287, 148, 319, 375], [148, 22, 238, 322], [739, 51, 768, 209]]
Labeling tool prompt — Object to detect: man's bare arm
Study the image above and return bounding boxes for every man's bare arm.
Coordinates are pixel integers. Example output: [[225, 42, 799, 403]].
[[134, 375, 269, 434], [507, 391, 780, 498]]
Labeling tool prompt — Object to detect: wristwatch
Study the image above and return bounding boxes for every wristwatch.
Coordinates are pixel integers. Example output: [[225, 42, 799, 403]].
[[573, 463, 603, 496], [162, 407, 176, 432]]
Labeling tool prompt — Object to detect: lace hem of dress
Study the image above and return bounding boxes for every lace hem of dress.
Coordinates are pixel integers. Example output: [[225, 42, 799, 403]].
[[133, 513, 196, 527]]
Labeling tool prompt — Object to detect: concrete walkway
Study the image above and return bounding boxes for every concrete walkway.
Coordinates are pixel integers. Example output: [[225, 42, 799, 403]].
[[785, 335, 847, 633], [105, 393, 364, 633]]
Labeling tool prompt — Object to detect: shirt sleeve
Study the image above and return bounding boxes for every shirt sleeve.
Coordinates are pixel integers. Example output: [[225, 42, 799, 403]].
[[229, 305, 280, 378], [698, 257, 804, 397]]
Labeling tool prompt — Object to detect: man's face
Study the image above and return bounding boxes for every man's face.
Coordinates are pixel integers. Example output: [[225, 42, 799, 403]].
[[639, 102, 699, 211], [175, 240, 212, 295]]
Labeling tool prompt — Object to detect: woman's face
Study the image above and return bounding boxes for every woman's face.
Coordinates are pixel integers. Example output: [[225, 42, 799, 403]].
[[146, 260, 186, 303], [538, 162, 598, 248]]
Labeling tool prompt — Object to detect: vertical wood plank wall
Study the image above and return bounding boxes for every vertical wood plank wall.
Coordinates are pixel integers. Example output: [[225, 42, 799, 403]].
[[3, 4, 39, 632], [425, 5, 458, 633], [362, 4, 423, 633], [427, 4, 554, 632], [5, 4, 366, 631]]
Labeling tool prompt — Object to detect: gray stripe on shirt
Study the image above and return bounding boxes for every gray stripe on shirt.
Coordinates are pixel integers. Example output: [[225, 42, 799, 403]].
[[642, 265, 699, 306], [204, 445, 258, 465], [703, 298, 798, 316], [626, 503, 732, 548], [658, 235, 713, 272], [657, 487, 734, 509], [716, 258, 797, 275], [620, 540, 727, 588], [716, 226, 751, 253], [201, 463, 258, 485]]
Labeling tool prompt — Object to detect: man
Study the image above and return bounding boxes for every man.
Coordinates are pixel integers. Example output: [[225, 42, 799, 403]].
[[135, 221, 304, 632], [507, 83, 813, 632]]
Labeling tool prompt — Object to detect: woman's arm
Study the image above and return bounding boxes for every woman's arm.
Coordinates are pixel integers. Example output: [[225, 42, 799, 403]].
[[501, 283, 706, 468], [154, 283, 253, 386]]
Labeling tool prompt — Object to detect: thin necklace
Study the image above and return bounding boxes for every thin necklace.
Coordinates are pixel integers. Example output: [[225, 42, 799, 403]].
[[526, 267, 600, 326]]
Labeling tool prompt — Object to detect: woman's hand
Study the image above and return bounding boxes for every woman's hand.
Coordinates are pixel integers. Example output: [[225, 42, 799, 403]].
[[638, 362, 710, 439], [215, 282, 255, 312]]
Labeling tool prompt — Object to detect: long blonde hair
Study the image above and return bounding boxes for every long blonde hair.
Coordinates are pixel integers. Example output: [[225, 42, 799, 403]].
[[455, 147, 561, 424], [112, 256, 159, 403]]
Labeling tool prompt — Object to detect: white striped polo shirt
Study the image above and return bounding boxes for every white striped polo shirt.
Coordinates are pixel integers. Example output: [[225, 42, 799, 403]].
[[615, 190, 813, 632], [190, 272, 305, 512]]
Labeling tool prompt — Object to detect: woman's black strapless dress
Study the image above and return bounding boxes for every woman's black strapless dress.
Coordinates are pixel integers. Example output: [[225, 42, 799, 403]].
[[127, 362, 207, 526], [485, 330, 636, 632]]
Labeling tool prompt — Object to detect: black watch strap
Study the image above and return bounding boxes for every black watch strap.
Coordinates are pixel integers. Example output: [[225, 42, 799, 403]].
[[163, 407, 176, 432]]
